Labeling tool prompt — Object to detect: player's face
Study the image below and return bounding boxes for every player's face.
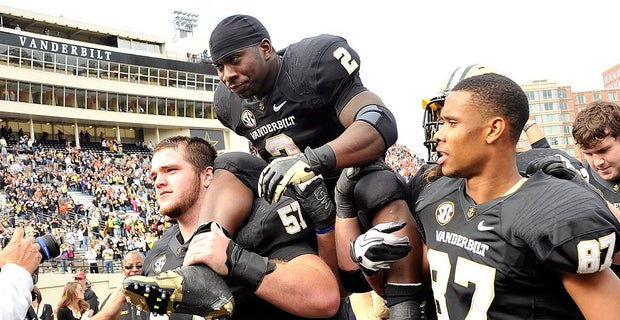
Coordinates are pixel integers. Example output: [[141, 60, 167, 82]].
[[150, 147, 202, 219], [434, 91, 488, 178], [581, 135, 620, 181], [215, 45, 270, 99]]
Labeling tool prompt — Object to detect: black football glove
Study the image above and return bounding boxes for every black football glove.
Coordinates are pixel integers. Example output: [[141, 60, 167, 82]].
[[350, 221, 411, 277], [526, 154, 579, 180], [258, 146, 336, 203], [294, 175, 336, 232], [526, 154, 594, 191]]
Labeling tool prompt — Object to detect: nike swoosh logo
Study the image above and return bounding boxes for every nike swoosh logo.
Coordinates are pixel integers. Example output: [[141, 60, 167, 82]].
[[273, 101, 287, 112], [477, 220, 494, 231]]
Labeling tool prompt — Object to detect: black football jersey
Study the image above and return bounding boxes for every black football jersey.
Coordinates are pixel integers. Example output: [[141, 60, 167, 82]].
[[143, 195, 316, 320], [215, 34, 366, 162], [414, 171, 620, 320]]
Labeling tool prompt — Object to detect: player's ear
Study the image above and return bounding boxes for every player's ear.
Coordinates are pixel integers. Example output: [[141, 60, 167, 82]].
[[201, 166, 214, 188], [258, 38, 273, 60], [485, 117, 505, 144]]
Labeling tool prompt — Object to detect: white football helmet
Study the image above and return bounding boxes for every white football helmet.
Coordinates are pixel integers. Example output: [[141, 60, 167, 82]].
[[422, 64, 497, 163]]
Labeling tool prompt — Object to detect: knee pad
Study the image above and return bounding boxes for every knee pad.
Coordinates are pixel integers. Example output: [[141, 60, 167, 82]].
[[354, 170, 407, 222]]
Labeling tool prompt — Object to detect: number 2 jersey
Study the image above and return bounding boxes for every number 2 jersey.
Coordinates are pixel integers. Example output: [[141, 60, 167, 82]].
[[214, 34, 366, 162], [413, 171, 620, 319]]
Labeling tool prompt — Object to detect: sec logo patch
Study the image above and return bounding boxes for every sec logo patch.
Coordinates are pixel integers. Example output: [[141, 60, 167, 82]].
[[435, 201, 455, 226]]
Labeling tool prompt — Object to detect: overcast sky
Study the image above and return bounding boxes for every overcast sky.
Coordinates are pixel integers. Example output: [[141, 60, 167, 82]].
[[4, 0, 620, 157]]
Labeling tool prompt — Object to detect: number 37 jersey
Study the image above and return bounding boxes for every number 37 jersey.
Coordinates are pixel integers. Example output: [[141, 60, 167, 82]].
[[414, 171, 620, 320]]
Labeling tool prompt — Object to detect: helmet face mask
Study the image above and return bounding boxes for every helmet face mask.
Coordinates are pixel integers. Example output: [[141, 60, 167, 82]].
[[422, 96, 444, 164]]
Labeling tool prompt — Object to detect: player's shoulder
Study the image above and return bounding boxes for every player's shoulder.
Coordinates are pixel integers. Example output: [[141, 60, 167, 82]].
[[511, 171, 616, 240], [285, 34, 349, 55], [280, 34, 356, 77]]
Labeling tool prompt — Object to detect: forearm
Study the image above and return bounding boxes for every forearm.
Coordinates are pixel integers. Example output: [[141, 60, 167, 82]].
[[316, 230, 349, 297], [0, 264, 34, 320], [328, 122, 387, 169], [254, 254, 340, 318], [91, 288, 124, 320], [335, 217, 362, 271]]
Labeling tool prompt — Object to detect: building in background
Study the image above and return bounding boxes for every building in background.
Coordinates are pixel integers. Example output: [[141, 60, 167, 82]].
[[0, 5, 249, 153], [518, 68, 620, 161]]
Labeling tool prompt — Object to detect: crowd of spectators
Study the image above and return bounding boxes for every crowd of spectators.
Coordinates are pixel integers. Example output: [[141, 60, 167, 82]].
[[384, 143, 425, 181], [0, 130, 423, 274], [0, 130, 166, 273]]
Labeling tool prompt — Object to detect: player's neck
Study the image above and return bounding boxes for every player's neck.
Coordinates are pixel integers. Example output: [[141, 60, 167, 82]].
[[465, 169, 523, 204]]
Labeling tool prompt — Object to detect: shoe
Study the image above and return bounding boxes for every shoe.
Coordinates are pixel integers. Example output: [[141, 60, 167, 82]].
[[123, 264, 234, 319]]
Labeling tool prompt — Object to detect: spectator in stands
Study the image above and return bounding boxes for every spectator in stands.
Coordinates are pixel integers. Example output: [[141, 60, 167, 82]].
[[102, 244, 114, 273], [59, 243, 70, 273], [84, 244, 99, 274], [77, 222, 89, 250]]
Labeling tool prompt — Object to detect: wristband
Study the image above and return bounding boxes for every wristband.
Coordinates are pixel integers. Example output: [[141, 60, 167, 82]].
[[304, 145, 336, 175], [523, 119, 536, 132], [226, 241, 276, 292], [316, 224, 335, 234]]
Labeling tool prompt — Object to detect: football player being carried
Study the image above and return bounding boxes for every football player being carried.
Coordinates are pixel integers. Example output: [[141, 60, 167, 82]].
[[124, 14, 425, 320]]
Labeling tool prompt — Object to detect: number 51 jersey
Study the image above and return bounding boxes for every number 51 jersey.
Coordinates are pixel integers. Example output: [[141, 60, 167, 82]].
[[414, 171, 620, 320]]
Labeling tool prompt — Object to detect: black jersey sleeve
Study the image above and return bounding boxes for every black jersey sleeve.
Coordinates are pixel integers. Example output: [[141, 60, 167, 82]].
[[283, 34, 367, 116], [214, 84, 234, 129], [512, 173, 620, 273]]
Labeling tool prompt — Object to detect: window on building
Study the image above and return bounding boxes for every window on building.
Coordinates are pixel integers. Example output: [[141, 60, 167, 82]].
[[609, 92, 618, 101], [542, 90, 553, 99], [593, 93, 602, 101], [526, 91, 536, 101], [542, 114, 560, 122], [577, 95, 586, 104], [558, 89, 567, 98], [543, 102, 555, 111]]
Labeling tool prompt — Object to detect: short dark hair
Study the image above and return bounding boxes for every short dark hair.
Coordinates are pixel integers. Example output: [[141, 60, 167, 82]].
[[572, 100, 620, 149], [153, 136, 218, 173], [452, 73, 529, 143]]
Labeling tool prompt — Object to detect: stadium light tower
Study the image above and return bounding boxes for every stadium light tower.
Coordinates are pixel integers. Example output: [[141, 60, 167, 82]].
[[173, 10, 199, 38]]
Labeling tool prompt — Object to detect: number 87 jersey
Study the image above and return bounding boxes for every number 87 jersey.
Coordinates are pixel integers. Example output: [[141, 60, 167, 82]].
[[413, 171, 620, 320]]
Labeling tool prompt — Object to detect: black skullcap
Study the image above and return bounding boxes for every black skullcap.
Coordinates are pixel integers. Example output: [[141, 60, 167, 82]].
[[209, 14, 270, 62]]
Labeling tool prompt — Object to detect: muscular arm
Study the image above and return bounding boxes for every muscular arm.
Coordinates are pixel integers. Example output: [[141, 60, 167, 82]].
[[316, 230, 350, 297], [561, 268, 620, 319], [184, 225, 340, 318], [256, 253, 340, 318], [331, 91, 392, 169]]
